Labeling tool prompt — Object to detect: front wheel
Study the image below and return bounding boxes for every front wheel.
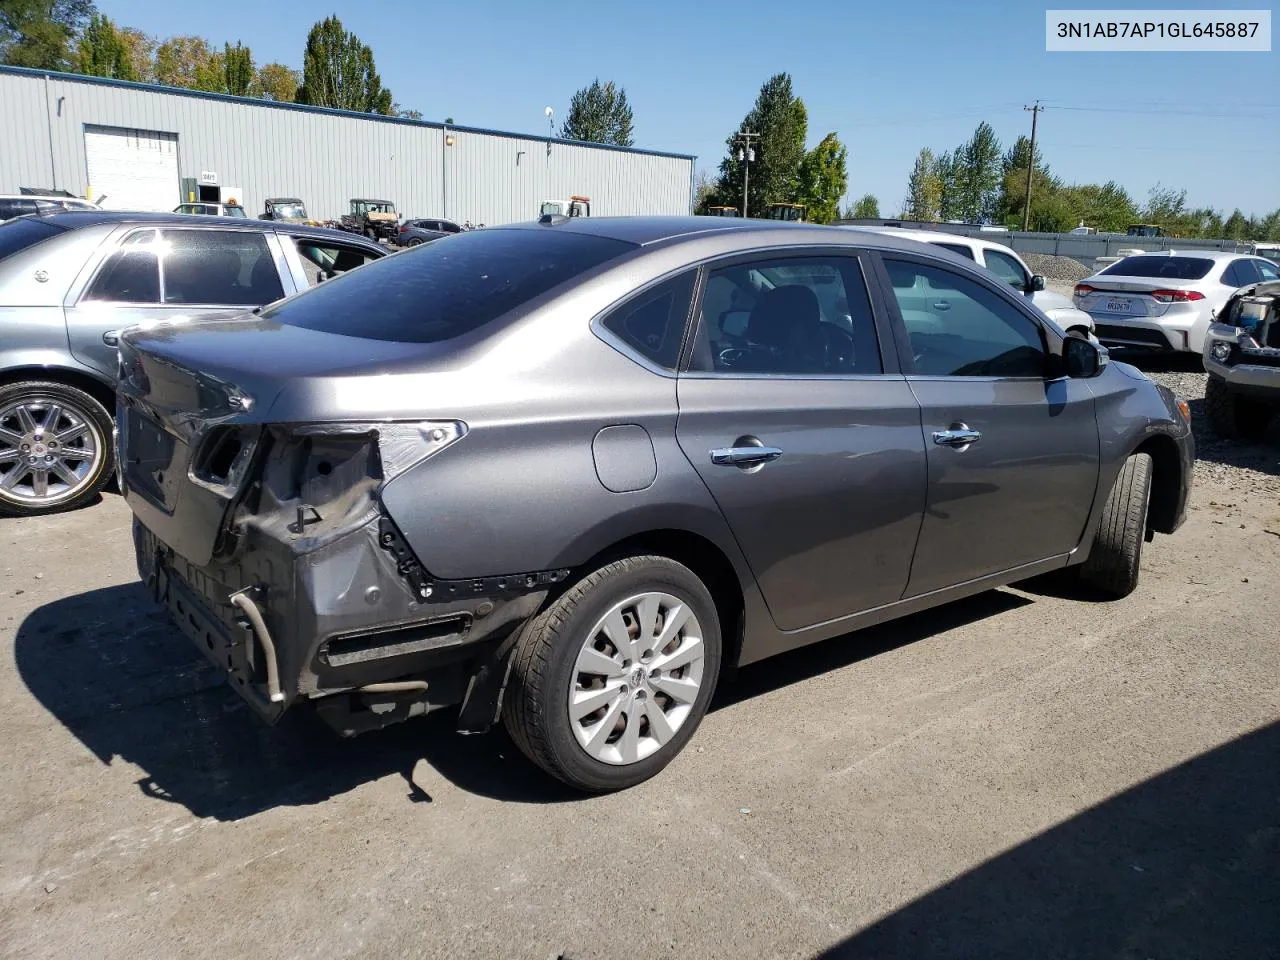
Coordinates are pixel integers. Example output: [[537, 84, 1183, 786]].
[[1077, 452, 1152, 599], [502, 556, 722, 792], [0, 380, 115, 517]]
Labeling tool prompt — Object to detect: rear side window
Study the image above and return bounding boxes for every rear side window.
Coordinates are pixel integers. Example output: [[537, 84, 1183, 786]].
[[0, 198, 38, 220], [0, 217, 65, 261], [160, 230, 283, 306], [1100, 256, 1214, 280], [935, 242, 976, 261], [264, 228, 635, 343], [600, 272, 696, 370], [1223, 259, 1260, 287]]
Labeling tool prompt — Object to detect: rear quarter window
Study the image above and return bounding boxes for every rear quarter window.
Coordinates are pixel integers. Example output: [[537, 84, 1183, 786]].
[[263, 228, 635, 343], [0, 217, 66, 262], [1100, 256, 1215, 280]]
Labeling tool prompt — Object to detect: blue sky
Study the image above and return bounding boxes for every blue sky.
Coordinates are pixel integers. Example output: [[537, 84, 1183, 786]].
[[101, 0, 1278, 216]]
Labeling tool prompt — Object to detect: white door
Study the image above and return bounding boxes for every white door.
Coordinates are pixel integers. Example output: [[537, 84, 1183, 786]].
[[84, 125, 179, 211]]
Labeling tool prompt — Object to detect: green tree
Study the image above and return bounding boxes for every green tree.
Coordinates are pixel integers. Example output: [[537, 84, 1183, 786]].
[[935, 149, 962, 221], [1, 0, 92, 68], [73, 12, 133, 79], [223, 41, 252, 96], [154, 35, 223, 92], [1222, 209, 1249, 240], [693, 169, 717, 213], [953, 121, 1002, 222], [1056, 181, 1137, 233], [251, 62, 299, 101], [796, 132, 848, 224], [715, 72, 808, 218], [849, 192, 880, 216], [904, 148, 942, 220], [560, 79, 634, 146], [295, 15, 392, 115], [119, 27, 154, 81]]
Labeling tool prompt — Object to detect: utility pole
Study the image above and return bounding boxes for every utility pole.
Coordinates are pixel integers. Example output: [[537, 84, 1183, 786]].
[[733, 130, 759, 218], [1022, 101, 1043, 232]]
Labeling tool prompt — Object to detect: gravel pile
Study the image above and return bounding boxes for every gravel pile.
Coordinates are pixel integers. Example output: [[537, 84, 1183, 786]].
[[1023, 252, 1094, 282], [1137, 363, 1280, 500]]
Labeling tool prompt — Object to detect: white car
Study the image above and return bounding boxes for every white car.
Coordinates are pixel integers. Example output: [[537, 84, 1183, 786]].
[[845, 227, 1096, 337], [1074, 250, 1280, 354]]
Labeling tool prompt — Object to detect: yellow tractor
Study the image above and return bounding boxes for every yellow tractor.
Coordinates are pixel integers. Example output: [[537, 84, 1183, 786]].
[[764, 202, 806, 222], [703, 205, 740, 217]]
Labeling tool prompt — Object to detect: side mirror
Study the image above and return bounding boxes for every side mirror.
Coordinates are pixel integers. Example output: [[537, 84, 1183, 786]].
[[1063, 334, 1107, 378], [1029, 274, 1046, 292]]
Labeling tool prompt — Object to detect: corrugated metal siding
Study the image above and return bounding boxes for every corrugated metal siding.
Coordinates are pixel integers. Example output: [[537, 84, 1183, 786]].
[[0, 70, 693, 225]]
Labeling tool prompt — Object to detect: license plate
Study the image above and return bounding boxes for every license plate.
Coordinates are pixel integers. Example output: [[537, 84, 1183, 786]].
[[1105, 299, 1132, 314]]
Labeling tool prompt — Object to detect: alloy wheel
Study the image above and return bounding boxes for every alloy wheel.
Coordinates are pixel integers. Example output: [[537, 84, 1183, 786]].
[[0, 395, 104, 509], [568, 592, 706, 765]]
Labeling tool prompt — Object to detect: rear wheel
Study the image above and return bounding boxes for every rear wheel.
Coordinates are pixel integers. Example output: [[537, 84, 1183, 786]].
[[0, 380, 114, 517], [1205, 374, 1272, 440], [502, 556, 722, 792], [407, 237, 424, 247], [365, 227, 377, 241], [1078, 452, 1152, 599]]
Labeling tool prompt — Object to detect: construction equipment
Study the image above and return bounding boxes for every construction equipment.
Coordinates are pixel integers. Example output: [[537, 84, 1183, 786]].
[[764, 202, 806, 222], [261, 197, 322, 226], [703, 206, 740, 217], [539, 195, 590, 219]]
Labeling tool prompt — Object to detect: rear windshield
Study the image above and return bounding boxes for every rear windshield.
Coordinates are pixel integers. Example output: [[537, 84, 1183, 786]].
[[1101, 255, 1214, 280], [262, 227, 635, 343], [0, 216, 65, 262]]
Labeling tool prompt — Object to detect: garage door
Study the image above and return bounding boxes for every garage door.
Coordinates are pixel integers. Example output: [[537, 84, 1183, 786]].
[[84, 125, 179, 211]]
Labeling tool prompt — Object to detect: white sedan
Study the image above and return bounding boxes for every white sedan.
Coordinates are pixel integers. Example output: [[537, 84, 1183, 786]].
[[844, 226, 1097, 338], [1074, 250, 1280, 353]]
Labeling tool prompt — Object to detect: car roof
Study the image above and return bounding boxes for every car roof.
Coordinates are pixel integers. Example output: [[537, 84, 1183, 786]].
[[353, 198, 393, 204], [26, 210, 377, 246], [1118, 250, 1243, 262], [843, 225, 984, 246], [496, 215, 979, 260]]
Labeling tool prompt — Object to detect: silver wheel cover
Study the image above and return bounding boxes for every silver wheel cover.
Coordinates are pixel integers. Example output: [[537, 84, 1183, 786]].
[[0, 395, 104, 508], [567, 592, 706, 766]]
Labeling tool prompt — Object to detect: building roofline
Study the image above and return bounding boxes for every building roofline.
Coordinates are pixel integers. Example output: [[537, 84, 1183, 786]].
[[0, 65, 698, 163]]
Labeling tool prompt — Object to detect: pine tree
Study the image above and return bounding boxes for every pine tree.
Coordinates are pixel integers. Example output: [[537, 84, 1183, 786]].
[[560, 79, 634, 146], [295, 15, 393, 115]]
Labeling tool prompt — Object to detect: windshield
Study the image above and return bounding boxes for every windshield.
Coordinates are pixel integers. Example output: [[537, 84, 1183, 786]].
[[1101, 256, 1215, 280], [226, 206, 247, 218], [273, 202, 306, 219], [262, 228, 635, 343], [0, 217, 65, 262]]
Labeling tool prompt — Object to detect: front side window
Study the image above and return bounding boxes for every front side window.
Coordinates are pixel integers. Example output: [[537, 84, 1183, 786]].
[[689, 255, 882, 376], [884, 258, 1045, 378], [265, 228, 635, 343], [160, 229, 283, 306], [599, 272, 696, 371], [984, 249, 1029, 290]]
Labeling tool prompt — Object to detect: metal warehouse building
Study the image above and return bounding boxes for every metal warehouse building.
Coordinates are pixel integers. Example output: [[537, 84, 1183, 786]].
[[0, 66, 695, 225]]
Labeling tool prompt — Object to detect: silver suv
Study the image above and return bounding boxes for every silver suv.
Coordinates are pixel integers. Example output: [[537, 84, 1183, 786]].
[[117, 217, 1194, 793], [0, 212, 383, 517]]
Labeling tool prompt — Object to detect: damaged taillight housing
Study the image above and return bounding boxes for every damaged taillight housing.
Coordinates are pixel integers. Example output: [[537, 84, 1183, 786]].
[[288, 420, 468, 484]]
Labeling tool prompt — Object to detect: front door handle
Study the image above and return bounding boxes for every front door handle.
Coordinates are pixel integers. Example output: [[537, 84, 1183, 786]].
[[932, 426, 982, 447], [102, 329, 122, 347], [932, 301, 952, 311], [710, 445, 784, 467]]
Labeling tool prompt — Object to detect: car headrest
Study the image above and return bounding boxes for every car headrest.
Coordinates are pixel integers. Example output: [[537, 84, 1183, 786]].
[[747, 284, 821, 348]]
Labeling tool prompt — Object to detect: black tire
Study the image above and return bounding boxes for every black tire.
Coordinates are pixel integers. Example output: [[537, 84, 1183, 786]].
[[407, 237, 424, 247], [1078, 452, 1152, 599], [1205, 373, 1272, 440], [0, 379, 115, 518], [364, 228, 377, 241], [502, 555, 722, 793]]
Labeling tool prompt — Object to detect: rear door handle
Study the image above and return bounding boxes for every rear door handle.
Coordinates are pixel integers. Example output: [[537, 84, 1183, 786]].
[[932, 301, 951, 311], [932, 426, 982, 447], [710, 445, 783, 467], [102, 329, 121, 346]]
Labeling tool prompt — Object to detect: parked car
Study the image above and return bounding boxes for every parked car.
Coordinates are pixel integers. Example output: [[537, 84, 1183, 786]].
[[174, 202, 248, 218], [0, 211, 384, 517], [395, 220, 451, 247], [1074, 250, 1280, 353], [116, 217, 1193, 793], [1, 194, 99, 221], [1202, 277, 1280, 439], [408, 218, 462, 235], [847, 226, 1096, 337]]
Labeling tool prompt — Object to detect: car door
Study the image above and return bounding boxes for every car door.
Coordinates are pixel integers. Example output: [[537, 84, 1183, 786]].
[[675, 250, 927, 632], [64, 226, 291, 380], [879, 255, 1100, 596]]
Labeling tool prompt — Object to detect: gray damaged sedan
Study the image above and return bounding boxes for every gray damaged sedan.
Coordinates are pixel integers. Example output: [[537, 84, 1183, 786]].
[[117, 217, 1194, 792]]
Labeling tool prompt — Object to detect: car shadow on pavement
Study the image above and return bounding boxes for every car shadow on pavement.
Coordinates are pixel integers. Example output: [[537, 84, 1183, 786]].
[[18, 583, 1031, 819], [813, 719, 1279, 960], [1184, 397, 1280, 477]]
